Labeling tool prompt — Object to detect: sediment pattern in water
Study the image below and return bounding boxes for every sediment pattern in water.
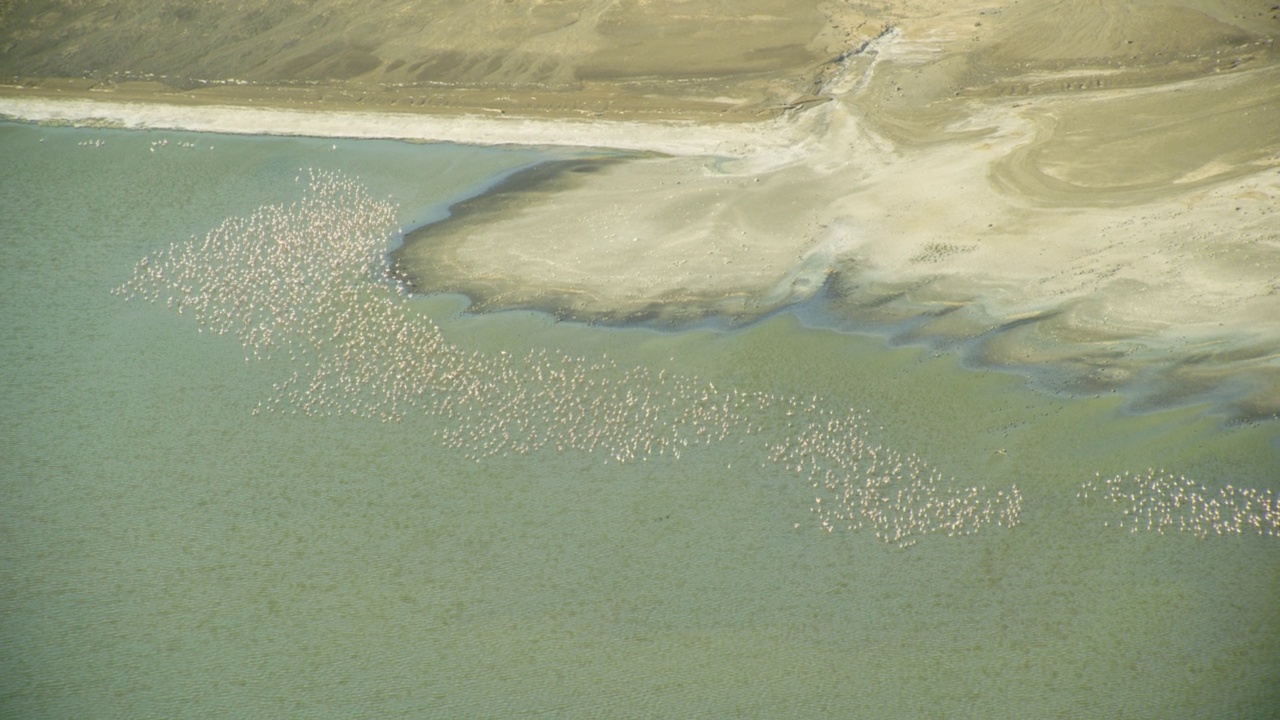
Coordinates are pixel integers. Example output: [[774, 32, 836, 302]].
[[113, 170, 1022, 548]]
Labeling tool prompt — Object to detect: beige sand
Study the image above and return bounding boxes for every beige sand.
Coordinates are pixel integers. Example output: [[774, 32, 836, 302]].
[[2, 0, 1277, 417], [0, 0, 875, 122]]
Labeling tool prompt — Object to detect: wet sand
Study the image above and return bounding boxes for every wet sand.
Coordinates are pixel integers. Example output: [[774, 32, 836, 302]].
[[2, 0, 1278, 418]]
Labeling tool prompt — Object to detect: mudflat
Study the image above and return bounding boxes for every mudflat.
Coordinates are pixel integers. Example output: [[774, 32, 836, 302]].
[[2, 0, 1278, 418]]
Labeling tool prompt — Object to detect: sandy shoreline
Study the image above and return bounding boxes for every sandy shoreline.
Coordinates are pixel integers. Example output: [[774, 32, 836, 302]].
[[0, 93, 799, 156], [3, 0, 1278, 421]]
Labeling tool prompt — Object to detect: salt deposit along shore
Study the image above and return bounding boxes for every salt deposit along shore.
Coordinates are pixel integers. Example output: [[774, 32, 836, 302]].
[[2, 0, 1277, 421]]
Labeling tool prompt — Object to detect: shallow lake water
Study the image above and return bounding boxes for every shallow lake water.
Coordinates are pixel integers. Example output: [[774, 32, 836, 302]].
[[1, 121, 1276, 718]]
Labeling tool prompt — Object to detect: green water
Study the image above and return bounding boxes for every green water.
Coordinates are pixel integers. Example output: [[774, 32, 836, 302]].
[[1, 121, 1277, 718]]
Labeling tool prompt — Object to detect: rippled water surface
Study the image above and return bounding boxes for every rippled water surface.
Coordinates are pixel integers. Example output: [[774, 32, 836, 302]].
[[1, 122, 1277, 718]]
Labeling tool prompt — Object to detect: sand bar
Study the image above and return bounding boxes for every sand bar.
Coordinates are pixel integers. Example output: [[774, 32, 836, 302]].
[[3, 0, 1278, 420]]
